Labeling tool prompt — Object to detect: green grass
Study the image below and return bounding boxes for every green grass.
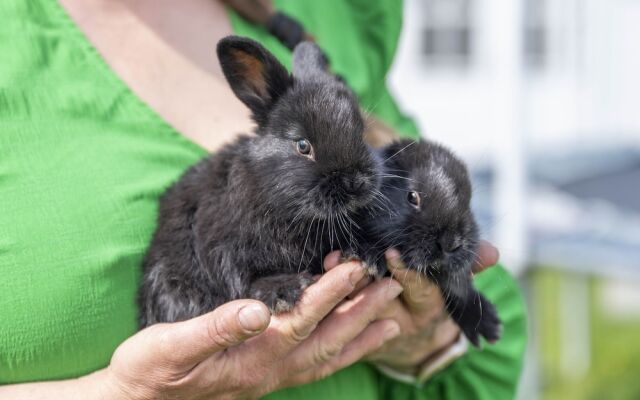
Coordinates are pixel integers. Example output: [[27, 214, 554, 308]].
[[528, 268, 640, 400]]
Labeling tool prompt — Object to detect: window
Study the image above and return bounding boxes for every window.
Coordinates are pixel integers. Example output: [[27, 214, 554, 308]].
[[524, 0, 547, 69], [422, 0, 473, 68]]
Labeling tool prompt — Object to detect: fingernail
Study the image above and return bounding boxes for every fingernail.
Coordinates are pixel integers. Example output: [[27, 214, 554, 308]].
[[324, 251, 341, 270], [383, 322, 401, 340], [349, 264, 366, 286], [386, 248, 401, 260], [385, 249, 404, 269], [238, 304, 270, 332], [385, 282, 404, 299]]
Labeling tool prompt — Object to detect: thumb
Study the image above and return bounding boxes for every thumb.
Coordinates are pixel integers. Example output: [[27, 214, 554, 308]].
[[472, 240, 499, 274], [155, 300, 271, 367]]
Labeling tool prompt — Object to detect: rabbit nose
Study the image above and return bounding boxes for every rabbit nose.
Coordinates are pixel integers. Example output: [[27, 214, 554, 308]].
[[437, 238, 462, 255], [343, 175, 367, 194]]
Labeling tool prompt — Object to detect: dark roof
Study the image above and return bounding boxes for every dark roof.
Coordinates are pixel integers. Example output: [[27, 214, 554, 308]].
[[472, 145, 640, 213], [469, 144, 640, 274], [558, 162, 640, 213]]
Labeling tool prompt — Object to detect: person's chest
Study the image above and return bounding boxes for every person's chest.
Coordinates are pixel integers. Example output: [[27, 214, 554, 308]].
[[59, 0, 256, 151], [0, 0, 211, 377], [0, 117, 206, 382]]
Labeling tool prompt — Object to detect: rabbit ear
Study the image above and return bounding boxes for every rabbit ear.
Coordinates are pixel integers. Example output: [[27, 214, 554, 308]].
[[292, 42, 330, 82], [217, 36, 292, 126]]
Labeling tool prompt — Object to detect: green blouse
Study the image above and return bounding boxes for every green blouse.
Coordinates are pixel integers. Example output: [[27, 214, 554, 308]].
[[0, 0, 527, 398]]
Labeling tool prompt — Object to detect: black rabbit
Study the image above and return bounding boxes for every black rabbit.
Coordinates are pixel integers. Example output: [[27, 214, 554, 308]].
[[138, 36, 380, 326], [348, 139, 502, 346]]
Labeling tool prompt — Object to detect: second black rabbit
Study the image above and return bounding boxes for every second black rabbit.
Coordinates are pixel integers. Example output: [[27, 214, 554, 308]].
[[347, 139, 502, 346]]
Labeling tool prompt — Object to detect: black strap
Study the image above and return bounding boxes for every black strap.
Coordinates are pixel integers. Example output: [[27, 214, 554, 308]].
[[266, 12, 306, 51], [232, 5, 345, 86]]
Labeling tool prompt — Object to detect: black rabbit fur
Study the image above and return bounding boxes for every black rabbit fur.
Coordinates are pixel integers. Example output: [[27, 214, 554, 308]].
[[343, 139, 502, 346], [139, 36, 501, 347], [138, 36, 381, 326]]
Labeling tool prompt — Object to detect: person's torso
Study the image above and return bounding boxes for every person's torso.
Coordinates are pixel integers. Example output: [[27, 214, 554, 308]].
[[0, 0, 208, 381], [59, 0, 255, 152], [0, 1, 404, 397]]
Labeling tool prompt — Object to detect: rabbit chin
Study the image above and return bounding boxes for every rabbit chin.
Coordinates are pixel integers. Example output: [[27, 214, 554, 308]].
[[401, 248, 474, 292], [440, 269, 473, 298]]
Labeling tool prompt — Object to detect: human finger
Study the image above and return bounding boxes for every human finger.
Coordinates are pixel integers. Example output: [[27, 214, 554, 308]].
[[323, 250, 342, 271], [285, 277, 403, 371], [257, 261, 367, 357], [385, 249, 445, 314], [150, 300, 271, 368], [283, 319, 400, 387], [472, 240, 499, 273], [323, 252, 371, 298]]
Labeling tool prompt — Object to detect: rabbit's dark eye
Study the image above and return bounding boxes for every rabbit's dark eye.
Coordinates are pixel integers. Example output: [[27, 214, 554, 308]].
[[407, 191, 421, 208], [296, 139, 313, 158]]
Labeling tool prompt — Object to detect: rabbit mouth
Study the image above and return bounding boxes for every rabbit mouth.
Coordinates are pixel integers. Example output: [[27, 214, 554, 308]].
[[314, 196, 371, 218], [402, 246, 473, 277], [337, 187, 381, 214]]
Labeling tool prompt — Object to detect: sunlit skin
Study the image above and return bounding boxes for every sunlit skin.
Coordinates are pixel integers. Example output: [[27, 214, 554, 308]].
[[324, 240, 499, 372]]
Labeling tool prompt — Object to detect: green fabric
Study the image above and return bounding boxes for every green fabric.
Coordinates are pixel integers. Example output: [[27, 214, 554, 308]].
[[229, 0, 420, 138], [0, 0, 527, 398], [0, 0, 207, 382]]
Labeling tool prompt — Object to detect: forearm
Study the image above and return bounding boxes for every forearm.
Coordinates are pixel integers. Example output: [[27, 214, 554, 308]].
[[0, 369, 119, 400]]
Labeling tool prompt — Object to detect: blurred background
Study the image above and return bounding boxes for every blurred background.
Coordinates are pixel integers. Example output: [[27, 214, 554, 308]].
[[387, 0, 640, 399]]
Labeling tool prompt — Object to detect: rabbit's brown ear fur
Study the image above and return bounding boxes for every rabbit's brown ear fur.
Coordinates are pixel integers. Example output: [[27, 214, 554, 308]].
[[228, 49, 269, 98], [217, 36, 292, 126]]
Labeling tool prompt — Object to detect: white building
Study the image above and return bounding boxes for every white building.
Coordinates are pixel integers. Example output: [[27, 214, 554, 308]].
[[388, 1, 640, 399], [390, 0, 640, 154], [389, 0, 640, 273]]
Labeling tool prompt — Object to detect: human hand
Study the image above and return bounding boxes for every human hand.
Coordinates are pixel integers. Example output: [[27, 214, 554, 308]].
[[102, 261, 403, 400], [323, 240, 499, 373]]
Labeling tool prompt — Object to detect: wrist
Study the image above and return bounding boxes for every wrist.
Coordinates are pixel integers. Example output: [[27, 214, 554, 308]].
[[80, 368, 132, 400], [373, 333, 468, 385], [415, 333, 468, 382]]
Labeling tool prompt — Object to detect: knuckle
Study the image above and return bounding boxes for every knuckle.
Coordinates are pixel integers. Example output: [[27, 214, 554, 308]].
[[155, 327, 181, 364], [411, 292, 433, 305], [164, 371, 199, 392], [284, 316, 317, 344], [312, 342, 342, 365], [289, 322, 313, 344], [208, 316, 242, 349]]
